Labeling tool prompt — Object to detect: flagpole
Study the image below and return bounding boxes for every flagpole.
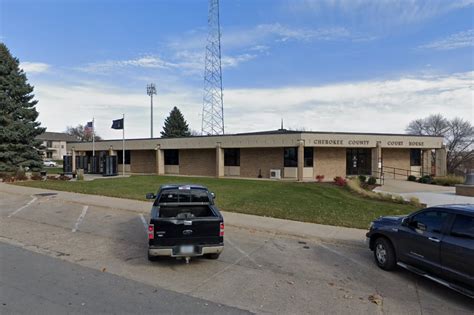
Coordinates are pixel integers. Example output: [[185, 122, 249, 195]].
[[92, 117, 95, 157], [122, 113, 125, 177]]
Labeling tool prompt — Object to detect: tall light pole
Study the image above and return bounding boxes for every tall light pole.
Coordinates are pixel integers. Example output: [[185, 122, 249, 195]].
[[147, 83, 157, 138]]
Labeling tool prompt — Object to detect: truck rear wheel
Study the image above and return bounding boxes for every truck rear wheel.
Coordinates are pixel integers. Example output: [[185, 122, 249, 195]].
[[148, 253, 159, 262], [204, 253, 220, 260]]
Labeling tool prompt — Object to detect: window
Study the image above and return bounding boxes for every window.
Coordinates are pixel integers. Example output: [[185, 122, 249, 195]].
[[410, 149, 421, 166], [304, 147, 313, 167], [46, 140, 53, 148], [46, 152, 53, 158], [157, 189, 210, 204], [117, 150, 131, 164], [284, 147, 298, 167], [410, 210, 449, 233], [450, 215, 474, 239], [164, 149, 179, 165], [224, 148, 240, 166]]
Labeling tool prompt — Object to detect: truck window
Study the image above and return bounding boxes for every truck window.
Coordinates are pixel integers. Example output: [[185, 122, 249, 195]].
[[450, 215, 474, 239], [158, 189, 210, 203]]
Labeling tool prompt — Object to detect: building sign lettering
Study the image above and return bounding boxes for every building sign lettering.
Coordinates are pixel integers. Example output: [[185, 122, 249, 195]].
[[348, 140, 369, 146], [387, 141, 403, 146], [409, 141, 424, 146], [313, 139, 343, 145]]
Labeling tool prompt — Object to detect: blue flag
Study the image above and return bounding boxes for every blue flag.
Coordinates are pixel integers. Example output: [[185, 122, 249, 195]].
[[111, 118, 124, 130]]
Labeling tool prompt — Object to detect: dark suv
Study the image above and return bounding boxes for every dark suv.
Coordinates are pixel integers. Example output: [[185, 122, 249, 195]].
[[367, 204, 474, 298]]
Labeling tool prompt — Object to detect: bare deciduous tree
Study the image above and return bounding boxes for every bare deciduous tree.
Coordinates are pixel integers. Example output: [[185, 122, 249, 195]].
[[65, 125, 102, 142], [406, 114, 473, 174]]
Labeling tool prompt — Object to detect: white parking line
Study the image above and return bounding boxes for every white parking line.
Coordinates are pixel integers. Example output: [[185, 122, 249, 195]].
[[226, 238, 262, 268], [72, 206, 89, 233], [8, 196, 37, 218], [139, 213, 148, 232]]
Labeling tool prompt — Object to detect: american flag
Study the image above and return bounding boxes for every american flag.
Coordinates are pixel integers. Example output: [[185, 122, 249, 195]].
[[84, 121, 93, 134]]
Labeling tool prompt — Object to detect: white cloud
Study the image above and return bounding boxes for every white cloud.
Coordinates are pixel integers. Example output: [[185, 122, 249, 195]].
[[78, 55, 176, 74], [287, 0, 474, 27], [419, 29, 474, 50], [31, 71, 473, 139], [20, 62, 50, 74]]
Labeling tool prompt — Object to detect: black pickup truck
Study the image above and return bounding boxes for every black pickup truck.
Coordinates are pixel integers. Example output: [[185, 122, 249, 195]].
[[366, 204, 474, 298], [146, 184, 224, 263]]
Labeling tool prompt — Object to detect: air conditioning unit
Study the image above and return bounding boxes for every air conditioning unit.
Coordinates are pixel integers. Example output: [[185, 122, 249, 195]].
[[270, 169, 281, 179]]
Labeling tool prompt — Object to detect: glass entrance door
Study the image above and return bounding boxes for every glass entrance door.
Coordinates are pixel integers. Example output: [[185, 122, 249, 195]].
[[346, 148, 372, 175]]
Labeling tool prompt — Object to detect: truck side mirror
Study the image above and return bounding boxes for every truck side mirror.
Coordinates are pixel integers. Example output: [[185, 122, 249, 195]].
[[146, 193, 156, 200], [401, 217, 410, 226], [210, 192, 216, 199]]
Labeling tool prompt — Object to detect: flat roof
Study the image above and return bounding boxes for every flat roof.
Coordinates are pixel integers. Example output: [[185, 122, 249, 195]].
[[67, 129, 441, 144]]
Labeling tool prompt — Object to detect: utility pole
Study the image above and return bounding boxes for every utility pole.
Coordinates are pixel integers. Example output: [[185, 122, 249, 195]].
[[201, 0, 224, 135], [147, 83, 157, 138]]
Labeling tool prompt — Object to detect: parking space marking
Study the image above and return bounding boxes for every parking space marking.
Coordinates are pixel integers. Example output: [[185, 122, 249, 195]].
[[139, 214, 148, 233], [8, 196, 37, 218], [72, 206, 89, 233], [226, 238, 262, 268]]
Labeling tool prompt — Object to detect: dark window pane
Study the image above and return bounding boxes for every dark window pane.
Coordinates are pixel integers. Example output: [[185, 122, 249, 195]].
[[304, 147, 313, 167], [159, 190, 179, 203], [224, 148, 240, 166], [117, 150, 131, 164], [191, 189, 210, 203], [410, 210, 449, 233], [164, 149, 179, 165], [451, 215, 474, 239], [284, 147, 298, 167], [410, 149, 421, 166]]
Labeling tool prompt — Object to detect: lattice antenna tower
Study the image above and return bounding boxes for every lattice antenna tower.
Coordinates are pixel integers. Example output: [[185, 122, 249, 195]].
[[201, 0, 224, 135]]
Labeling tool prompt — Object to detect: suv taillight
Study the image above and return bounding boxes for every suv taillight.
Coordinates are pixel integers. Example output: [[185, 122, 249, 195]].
[[219, 222, 224, 237], [148, 224, 154, 240]]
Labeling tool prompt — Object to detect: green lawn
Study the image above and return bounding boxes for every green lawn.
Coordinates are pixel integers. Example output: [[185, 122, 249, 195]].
[[43, 167, 63, 174], [14, 175, 417, 229]]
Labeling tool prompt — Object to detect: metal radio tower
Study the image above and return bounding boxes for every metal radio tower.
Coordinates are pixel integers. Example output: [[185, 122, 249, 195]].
[[201, 0, 224, 135]]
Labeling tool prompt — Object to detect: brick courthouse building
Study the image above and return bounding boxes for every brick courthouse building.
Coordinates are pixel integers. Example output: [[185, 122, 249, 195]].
[[67, 130, 446, 181]]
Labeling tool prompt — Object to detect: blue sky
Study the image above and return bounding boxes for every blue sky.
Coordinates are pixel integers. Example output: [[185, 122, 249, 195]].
[[1, 0, 473, 139]]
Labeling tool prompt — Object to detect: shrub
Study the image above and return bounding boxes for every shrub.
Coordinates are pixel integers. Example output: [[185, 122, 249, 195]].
[[407, 175, 417, 182], [418, 175, 432, 184], [30, 172, 43, 180], [15, 168, 28, 181], [393, 195, 405, 204], [315, 175, 325, 182], [358, 175, 367, 183], [367, 176, 377, 185], [433, 175, 464, 186], [333, 176, 346, 186], [409, 196, 422, 207]]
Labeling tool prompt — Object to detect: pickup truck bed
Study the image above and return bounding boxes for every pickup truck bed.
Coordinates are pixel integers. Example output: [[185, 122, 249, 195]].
[[146, 185, 224, 262]]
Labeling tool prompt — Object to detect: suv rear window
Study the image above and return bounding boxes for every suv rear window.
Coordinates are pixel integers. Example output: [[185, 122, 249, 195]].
[[157, 189, 210, 203], [450, 215, 474, 239]]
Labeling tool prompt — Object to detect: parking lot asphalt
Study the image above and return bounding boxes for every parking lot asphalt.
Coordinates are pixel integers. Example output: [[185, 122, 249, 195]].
[[0, 186, 473, 314]]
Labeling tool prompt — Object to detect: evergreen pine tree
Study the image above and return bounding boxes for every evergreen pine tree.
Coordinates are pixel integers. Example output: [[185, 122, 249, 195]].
[[0, 43, 45, 172], [160, 106, 191, 138]]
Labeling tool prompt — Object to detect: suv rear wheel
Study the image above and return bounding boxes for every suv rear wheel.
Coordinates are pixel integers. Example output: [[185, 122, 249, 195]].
[[374, 237, 396, 270]]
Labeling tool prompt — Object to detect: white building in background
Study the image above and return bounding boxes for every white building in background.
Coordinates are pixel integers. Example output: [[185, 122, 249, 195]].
[[36, 132, 78, 160]]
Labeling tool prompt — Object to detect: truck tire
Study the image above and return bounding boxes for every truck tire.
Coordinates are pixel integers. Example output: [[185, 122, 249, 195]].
[[148, 253, 159, 262], [204, 253, 220, 260], [374, 237, 396, 271]]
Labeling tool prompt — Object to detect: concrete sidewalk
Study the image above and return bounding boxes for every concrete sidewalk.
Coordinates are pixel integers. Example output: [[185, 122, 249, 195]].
[[375, 179, 474, 207], [0, 183, 366, 245]]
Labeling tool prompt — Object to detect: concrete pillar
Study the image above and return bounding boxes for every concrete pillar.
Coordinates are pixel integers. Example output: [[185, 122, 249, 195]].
[[297, 141, 304, 182], [371, 142, 382, 178], [435, 147, 447, 176], [156, 146, 164, 175], [72, 148, 76, 172], [216, 143, 224, 178], [422, 149, 432, 176]]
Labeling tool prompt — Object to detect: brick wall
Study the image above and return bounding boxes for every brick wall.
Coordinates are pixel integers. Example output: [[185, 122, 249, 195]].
[[179, 149, 216, 176], [131, 150, 156, 173], [382, 148, 410, 179], [240, 148, 284, 178], [314, 148, 346, 181]]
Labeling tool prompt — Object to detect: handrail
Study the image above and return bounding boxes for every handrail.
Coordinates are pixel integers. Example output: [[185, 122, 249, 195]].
[[382, 165, 432, 179]]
